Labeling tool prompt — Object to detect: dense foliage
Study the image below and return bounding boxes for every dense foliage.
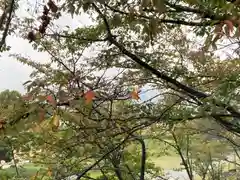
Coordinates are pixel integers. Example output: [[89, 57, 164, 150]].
[[1, 0, 240, 179]]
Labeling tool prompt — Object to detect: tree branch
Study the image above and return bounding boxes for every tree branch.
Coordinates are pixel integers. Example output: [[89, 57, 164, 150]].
[[45, 33, 107, 42], [104, 3, 215, 27], [164, 1, 226, 21], [75, 133, 132, 180], [133, 136, 146, 180], [107, 35, 208, 98], [92, 5, 240, 134], [92, 3, 112, 35], [0, 5, 7, 30], [171, 132, 194, 180], [0, 0, 15, 51]]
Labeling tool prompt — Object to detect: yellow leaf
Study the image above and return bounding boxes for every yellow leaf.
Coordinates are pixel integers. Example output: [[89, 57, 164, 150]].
[[47, 167, 52, 176], [31, 171, 39, 180], [52, 114, 60, 130], [30, 175, 36, 180], [31, 124, 41, 133]]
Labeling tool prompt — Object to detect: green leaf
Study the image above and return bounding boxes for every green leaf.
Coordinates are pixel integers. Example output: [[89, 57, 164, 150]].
[[141, 0, 151, 7], [82, 2, 90, 12], [152, 0, 166, 13], [112, 14, 122, 26]]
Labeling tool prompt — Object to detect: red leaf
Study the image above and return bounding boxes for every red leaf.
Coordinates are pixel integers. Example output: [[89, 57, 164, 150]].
[[46, 95, 56, 106], [39, 108, 45, 122], [224, 20, 234, 36], [0, 119, 6, 130], [84, 90, 95, 104], [22, 94, 33, 101]]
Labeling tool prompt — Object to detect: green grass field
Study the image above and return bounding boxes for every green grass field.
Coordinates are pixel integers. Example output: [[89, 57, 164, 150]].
[[0, 163, 45, 178], [0, 140, 183, 179], [0, 140, 238, 179]]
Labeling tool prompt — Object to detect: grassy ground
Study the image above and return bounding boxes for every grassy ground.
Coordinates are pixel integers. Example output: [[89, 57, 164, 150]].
[[0, 140, 183, 178], [0, 156, 182, 179], [0, 163, 45, 178], [0, 140, 238, 179], [147, 139, 182, 169], [153, 155, 181, 169]]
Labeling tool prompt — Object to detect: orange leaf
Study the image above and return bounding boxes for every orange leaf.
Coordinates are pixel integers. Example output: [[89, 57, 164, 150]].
[[131, 87, 140, 100], [47, 167, 52, 176], [84, 90, 95, 104], [131, 91, 140, 100], [46, 95, 56, 106]]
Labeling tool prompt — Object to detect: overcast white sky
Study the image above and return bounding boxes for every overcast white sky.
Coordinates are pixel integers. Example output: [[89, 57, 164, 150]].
[[1, 0, 231, 101], [0, 0, 159, 102], [0, 0, 93, 93]]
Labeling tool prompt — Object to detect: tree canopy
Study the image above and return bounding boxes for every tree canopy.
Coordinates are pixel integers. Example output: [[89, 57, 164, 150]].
[[0, 0, 240, 179]]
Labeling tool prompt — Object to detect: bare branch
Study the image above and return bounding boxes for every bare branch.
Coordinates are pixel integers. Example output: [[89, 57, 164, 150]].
[[45, 33, 107, 42]]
